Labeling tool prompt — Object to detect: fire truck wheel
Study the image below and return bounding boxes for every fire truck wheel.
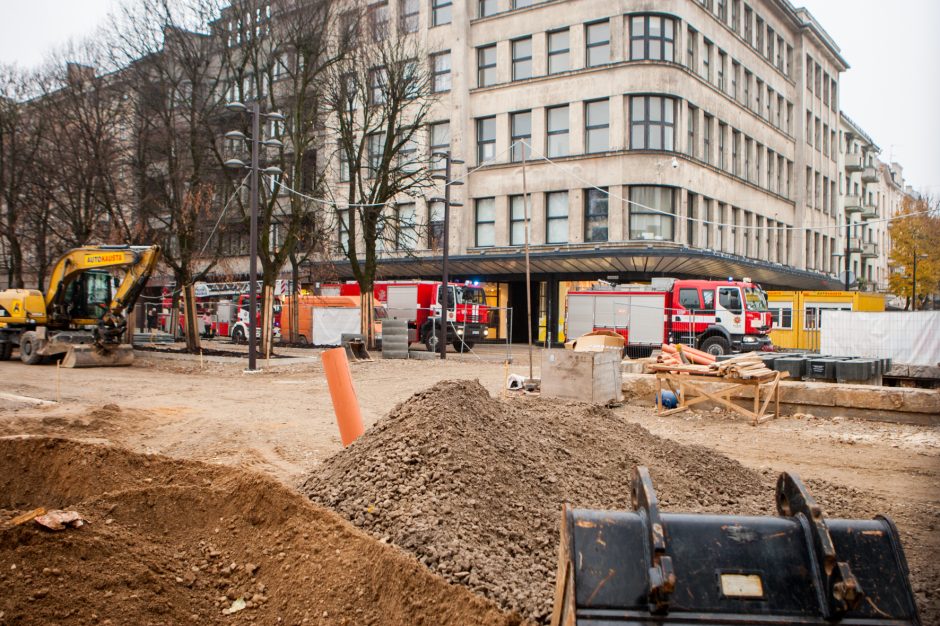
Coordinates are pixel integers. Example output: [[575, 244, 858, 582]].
[[231, 327, 247, 345], [453, 340, 474, 351], [700, 335, 731, 356]]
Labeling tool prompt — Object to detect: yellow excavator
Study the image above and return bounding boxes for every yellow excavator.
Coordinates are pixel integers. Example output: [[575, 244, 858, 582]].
[[0, 244, 160, 367]]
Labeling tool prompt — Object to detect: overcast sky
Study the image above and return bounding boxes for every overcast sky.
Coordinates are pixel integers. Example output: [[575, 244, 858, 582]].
[[0, 0, 937, 194]]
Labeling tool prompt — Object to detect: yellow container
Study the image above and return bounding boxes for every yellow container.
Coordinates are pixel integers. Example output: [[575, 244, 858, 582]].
[[767, 291, 885, 351]]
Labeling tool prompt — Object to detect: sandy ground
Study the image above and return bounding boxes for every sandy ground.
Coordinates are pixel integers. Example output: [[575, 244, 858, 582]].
[[1, 341, 938, 617]]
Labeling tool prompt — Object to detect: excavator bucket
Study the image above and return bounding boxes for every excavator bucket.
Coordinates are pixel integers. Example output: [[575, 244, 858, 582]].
[[61, 344, 135, 368], [551, 467, 921, 626]]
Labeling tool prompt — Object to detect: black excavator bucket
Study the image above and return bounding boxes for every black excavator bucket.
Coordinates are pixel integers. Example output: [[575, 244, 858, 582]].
[[551, 467, 920, 626]]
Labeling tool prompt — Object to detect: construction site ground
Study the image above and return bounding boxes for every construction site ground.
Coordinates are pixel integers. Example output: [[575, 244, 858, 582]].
[[1, 340, 938, 623]]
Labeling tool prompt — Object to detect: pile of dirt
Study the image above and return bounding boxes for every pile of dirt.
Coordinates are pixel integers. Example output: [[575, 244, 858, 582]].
[[304, 380, 935, 624], [0, 436, 526, 626]]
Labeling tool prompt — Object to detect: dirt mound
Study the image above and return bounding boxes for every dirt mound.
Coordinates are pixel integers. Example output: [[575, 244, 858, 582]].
[[0, 437, 526, 626], [305, 381, 781, 621]]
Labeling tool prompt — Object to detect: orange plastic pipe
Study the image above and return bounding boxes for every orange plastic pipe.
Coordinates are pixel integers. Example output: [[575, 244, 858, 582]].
[[661, 343, 678, 354], [321, 347, 365, 447], [679, 344, 717, 363]]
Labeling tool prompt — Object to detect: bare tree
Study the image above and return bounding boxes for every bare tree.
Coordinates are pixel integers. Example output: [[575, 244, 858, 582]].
[[326, 25, 437, 346], [35, 47, 139, 251], [216, 0, 345, 357], [108, 0, 228, 352], [0, 65, 47, 289]]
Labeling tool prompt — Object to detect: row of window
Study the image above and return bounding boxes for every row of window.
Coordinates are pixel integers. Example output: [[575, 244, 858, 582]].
[[475, 97, 794, 200], [704, 0, 794, 80], [806, 167, 838, 216], [806, 53, 839, 113], [473, 14, 796, 143], [806, 110, 838, 160]]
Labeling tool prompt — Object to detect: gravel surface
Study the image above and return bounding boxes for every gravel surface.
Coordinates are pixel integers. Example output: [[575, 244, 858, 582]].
[[305, 380, 936, 624]]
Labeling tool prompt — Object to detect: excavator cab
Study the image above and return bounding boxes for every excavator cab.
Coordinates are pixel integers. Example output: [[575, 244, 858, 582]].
[[61, 270, 114, 322]]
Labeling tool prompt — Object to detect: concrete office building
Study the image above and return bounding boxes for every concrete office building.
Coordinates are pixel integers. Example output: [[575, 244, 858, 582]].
[[330, 0, 854, 342]]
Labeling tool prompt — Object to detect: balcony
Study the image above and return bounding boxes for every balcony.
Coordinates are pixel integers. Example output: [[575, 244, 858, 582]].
[[861, 166, 878, 183], [844, 152, 864, 172], [848, 238, 863, 253], [859, 201, 878, 220], [843, 194, 862, 214], [861, 241, 878, 258]]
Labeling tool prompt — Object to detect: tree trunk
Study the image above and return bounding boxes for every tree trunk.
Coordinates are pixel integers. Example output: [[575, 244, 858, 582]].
[[360, 285, 375, 349], [260, 281, 275, 359], [181, 282, 202, 353], [290, 256, 300, 344]]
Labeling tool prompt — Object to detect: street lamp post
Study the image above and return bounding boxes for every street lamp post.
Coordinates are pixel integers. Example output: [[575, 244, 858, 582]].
[[223, 101, 284, 372], [431, 153, 464, 360]]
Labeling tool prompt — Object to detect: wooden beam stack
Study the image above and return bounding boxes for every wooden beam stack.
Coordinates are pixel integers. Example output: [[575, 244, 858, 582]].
[[710, 353, 774, 379]]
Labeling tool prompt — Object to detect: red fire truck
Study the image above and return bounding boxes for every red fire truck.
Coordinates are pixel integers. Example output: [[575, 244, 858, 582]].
[[325, 280, 490, 351], [566, 278, 773, 355]]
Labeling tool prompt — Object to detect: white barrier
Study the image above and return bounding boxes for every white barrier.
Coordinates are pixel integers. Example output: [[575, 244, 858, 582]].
[[820, 311, 940, 366]]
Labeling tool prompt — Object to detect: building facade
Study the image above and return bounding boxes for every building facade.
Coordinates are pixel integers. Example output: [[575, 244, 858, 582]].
[[321, 0, 856, 341]]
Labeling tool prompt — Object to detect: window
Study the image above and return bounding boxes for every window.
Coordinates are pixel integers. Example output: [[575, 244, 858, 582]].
[[398, 129, 419, 173], [476, 116, 496, 164], [767, 148, 774, 192], [513, 0, 534, 7], [475, 198, 496, 247], [743, 70, 750, 109], [679, 288, 702, 310], [548, 29, 570, 74], [629, 15, 675, 61], [585, 99, 609, 153], [546, 191, 568, 243], [731, 130, 740, 176], [512, 37, 533, 80], [547, 105, 569, 157], [702, 40, 712, 80], [687, 105, 697, 158], [369, 67, 387, 105], [584, 188, 608, 242], [367, 133, 386, 176], [686, 27, 697, 69], [338, 145, 350, 182], [399, 0, 418, 33], [630, 95, 675, 151], [718, 122, 726, 169], [630, 186, 675, 240], [756, 17, 764, 53], [431, 0, 451, 26], [744, 137, 751, 182], [430, 121, 450, 170], [755, 78, 762, 115], [731, 61, 739, 100], [369, 2, 389, 39], [717, 0, 727, 21], [744, 5, 752, 44], [511, 110, 532, 162], [717, 50, 726, 91], [477, 45, 497, 87], [776, 94, 783, 128], [770, 305, 793, 329], [720, 286, 743, 312], [509, 195, 530, 245], [396, 203, 417, 250], [479, 0, 498, 17], [337, 209, 350, 252], [586, 21, 610, 67], [428, 201, 444, 248], [731, 0, 740, 32], [431, 51, 451, 92], [703, 114, 712, 165]]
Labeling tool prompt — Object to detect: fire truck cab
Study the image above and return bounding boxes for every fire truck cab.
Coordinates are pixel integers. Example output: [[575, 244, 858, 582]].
[[566, 278, 772, 356]]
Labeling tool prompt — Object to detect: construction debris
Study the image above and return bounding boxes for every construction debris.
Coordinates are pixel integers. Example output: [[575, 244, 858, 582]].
[[33, 510, 85, 531]]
